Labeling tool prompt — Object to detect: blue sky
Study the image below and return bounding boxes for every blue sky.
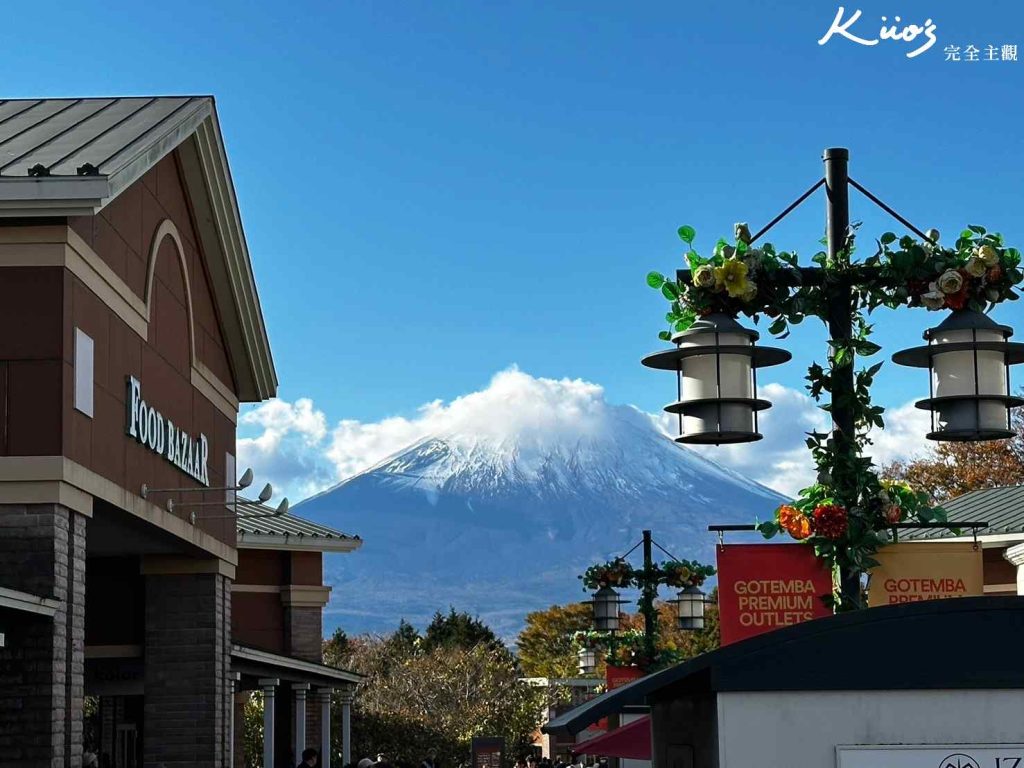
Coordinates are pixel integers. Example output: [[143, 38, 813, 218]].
[[6, 0, 1024, 493]]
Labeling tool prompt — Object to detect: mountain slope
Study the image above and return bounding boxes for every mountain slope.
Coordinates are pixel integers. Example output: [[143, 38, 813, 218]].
[[296, 401, 785, 639]]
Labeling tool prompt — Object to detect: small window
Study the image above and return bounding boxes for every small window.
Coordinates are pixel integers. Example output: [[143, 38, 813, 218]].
[[74, 328, 94, 418]]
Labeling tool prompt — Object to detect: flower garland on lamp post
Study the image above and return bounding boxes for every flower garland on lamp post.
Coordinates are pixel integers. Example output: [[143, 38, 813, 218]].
[[574, 530, 715, 672], [643, 148, 1024, 611]]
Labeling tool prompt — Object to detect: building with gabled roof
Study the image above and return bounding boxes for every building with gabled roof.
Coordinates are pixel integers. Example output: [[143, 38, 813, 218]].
[[0, 96, 360, 768]]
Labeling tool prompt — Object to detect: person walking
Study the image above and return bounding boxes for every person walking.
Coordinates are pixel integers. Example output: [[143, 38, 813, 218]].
[[297, 747, 320, 767]]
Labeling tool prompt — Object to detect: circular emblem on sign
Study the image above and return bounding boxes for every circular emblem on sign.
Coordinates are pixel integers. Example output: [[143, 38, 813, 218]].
[[939, 755, 980, 768]]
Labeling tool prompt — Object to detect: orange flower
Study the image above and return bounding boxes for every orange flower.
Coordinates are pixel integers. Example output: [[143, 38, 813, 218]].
[[778, 504, 813, 540]]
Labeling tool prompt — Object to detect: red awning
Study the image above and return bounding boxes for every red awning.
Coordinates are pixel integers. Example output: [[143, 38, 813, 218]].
[[571, 716, 651, 760]]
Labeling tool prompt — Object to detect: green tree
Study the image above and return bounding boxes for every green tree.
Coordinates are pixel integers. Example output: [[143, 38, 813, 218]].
[[516, 603, 593, 678], [332, 620, 543, 767], [882, 401, 1024, 502], [422, 608, 502, 653]]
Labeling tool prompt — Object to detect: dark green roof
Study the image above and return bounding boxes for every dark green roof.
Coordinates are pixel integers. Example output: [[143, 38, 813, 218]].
[[902, 485, 1024, 540]]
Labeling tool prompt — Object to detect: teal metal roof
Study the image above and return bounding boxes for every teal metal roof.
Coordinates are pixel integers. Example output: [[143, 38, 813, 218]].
[[901, 485, 1024, 540]]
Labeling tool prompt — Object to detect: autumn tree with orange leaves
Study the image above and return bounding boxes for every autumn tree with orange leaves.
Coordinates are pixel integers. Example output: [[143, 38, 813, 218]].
[[882, 400, 1024, 503]]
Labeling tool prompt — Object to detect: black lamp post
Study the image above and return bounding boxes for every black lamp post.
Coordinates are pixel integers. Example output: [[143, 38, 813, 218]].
[[643, 147, 1019, 607]]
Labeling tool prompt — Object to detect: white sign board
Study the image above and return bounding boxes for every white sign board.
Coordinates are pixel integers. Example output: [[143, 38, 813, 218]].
[[838, 746, 1024, 768]]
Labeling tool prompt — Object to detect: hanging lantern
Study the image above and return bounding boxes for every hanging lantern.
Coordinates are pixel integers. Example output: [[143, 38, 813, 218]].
[[892, 309, 1024, 441], [675, 585, 706, 631], [577, 646, 597, 675], [591, 586, 625, 632], [641, 313, 791, 445]]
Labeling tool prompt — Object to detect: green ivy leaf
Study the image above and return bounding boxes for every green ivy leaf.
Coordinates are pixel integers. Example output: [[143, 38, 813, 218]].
[[658, 330, 672, 341], [968, 225, 987, 235], [647, 271, 666, 289], [661, 282, 680, 301], [880, 232, 897, 245], [677, 225, 696, 244]]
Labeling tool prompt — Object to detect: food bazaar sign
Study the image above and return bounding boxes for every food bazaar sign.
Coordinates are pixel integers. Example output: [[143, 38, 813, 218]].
[[126, 376, 209, 486], [717, 544, 833, 644], [866, 542, 982, 605]]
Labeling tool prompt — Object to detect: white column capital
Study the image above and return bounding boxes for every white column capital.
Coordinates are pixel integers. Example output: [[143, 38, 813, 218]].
[[338, 687, 355, 704], [1005, 542, 1024, 566], [294, 682, 311, 698], [258, 677, 280, 691]]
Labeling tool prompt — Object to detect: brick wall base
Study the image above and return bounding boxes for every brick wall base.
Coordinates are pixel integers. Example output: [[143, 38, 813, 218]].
[[0, 504, 86, 768], [144, 570, 232, 768]]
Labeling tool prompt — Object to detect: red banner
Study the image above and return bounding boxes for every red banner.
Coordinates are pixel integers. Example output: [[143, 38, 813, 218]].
[[605, 664, 644, 690], [597, 666, 645, 729], [716, 543, 833, 645]]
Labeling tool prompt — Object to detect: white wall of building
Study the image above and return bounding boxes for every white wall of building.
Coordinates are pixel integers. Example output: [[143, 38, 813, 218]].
[[717, 690, 1024, 767]]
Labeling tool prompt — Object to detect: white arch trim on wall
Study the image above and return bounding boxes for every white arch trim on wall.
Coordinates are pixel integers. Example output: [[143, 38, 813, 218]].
[[145, 218, 197, 367]]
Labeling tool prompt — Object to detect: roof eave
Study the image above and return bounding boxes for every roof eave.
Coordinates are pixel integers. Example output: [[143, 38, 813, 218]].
[[0, 176, 110, 216], [177, 112, 278, 401], [235, 532, 363, 553]]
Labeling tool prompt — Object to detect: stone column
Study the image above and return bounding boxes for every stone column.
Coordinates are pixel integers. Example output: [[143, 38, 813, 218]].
[[295, 683, 310, 758], [261, 678, 280, 768], [340, 687, 354, 768], [1004, 543, 1024, 594], [142, 556, 233, 768], [0, 504, 87, 768], [318, 688, 334, 768]]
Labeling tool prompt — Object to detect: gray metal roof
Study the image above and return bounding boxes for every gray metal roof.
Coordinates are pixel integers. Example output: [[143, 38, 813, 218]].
[[235, 500, 360, 545], [901, 485, 1024, 540], [0, 96, 210, 177]]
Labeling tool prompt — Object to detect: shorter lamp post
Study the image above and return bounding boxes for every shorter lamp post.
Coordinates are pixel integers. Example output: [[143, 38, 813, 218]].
[[581, 530, 711, 670]]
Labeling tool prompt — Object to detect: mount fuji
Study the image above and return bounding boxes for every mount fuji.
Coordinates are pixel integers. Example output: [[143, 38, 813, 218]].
[[294, 376, 787, 639]]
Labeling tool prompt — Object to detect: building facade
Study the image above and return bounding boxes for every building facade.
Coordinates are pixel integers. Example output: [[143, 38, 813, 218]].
[[0, 96, 360, 768]]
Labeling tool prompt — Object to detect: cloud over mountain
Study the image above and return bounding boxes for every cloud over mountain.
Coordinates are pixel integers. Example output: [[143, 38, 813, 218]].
[[238, 367, 932, 503]]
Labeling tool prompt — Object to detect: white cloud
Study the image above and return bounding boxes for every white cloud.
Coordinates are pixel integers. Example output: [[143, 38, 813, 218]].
[[237, 368, 936, 503], [661, 384, 934, 497]]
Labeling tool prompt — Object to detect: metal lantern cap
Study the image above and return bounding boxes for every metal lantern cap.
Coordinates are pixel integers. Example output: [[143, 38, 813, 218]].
[[641, 314, 793, 371], [892, 309, 1024, 369]]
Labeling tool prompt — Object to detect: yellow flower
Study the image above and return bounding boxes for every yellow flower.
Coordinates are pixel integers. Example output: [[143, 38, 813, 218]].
[[965, 256, 987, 277], [713, 259, 749, 298], [741, 280, 758, 303], [693, 264, 715, 288], [978, 244, 999, 267]]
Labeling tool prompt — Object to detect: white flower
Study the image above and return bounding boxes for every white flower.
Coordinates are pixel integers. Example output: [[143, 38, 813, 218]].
[[937, 269, 964, 294], [741, 280, 758, 302], [978, 244, 999, 267], [965, 256, 987, 277], [921, 284, 947, 310], [693, 264, 715, 288], [743, 253, 761, 275], [734, 222, 752, 244]]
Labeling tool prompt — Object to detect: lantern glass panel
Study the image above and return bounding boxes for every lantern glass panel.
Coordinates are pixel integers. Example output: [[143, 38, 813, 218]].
[[593, 587, 621, 632], [676, 587, 706, 631], [577, 647, 597, 674], [678, 331, 755, 437], [931, 327, 1009, 434]]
